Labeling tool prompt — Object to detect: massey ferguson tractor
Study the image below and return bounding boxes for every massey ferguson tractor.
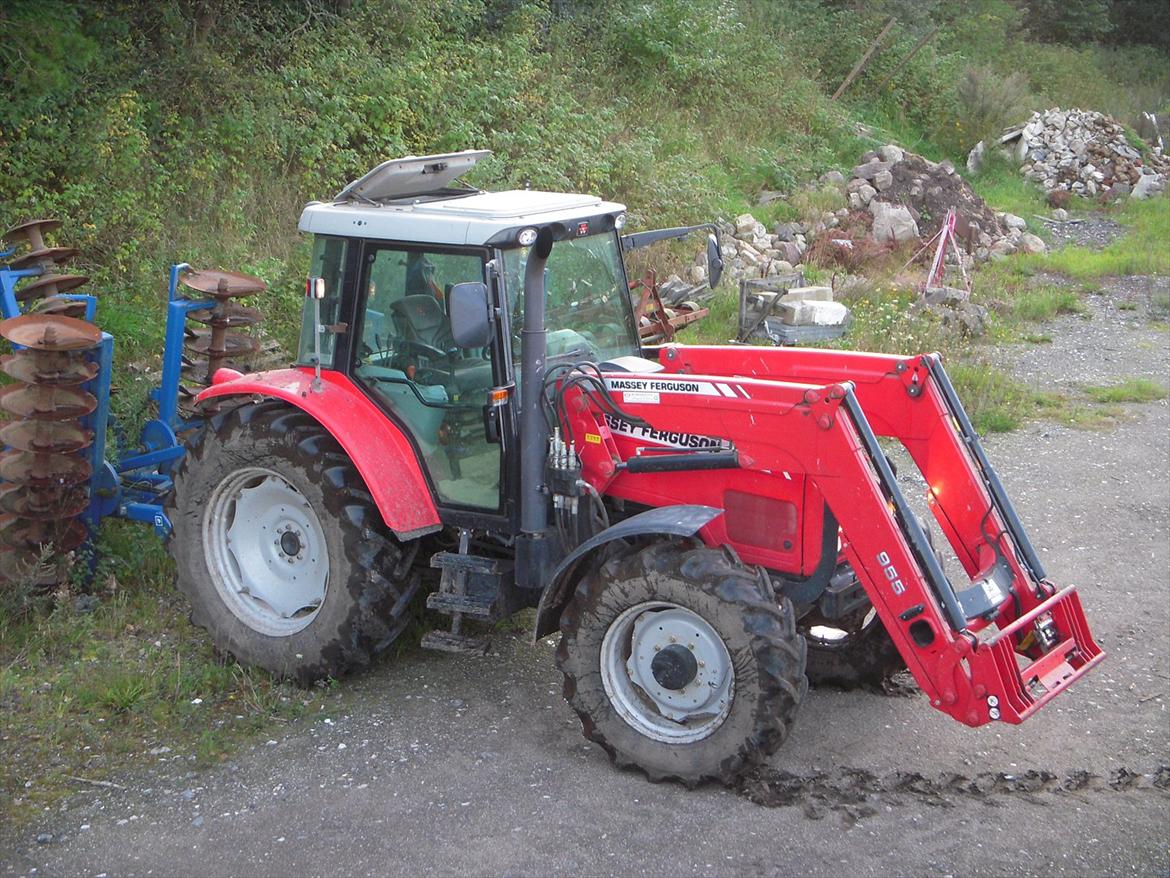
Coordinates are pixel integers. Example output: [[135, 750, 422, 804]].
[[4, 149, 1101, 786]]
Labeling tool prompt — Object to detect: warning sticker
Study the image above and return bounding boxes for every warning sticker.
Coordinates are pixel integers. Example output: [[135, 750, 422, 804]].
[[621, 391, 660, 405], [584, 432, 602, 444]]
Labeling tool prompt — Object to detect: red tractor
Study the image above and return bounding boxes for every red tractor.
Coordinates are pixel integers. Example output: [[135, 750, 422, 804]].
[[168, 151, 1103, 785]]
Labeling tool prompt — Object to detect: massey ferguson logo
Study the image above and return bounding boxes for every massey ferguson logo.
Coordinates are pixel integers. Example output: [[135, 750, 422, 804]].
[[603, 414, 732, 450]]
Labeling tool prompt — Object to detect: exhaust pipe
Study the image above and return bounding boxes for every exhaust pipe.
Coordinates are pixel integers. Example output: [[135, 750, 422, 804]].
[[517, 227, 555, 587]]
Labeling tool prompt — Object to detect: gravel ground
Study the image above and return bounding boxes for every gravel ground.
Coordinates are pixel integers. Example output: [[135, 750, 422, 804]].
[[3, 280, 1167, 878], [1042, 215, 1125, 250]]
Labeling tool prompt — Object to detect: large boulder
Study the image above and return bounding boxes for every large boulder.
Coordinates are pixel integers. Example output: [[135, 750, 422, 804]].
[[869, 201, 920, 244]]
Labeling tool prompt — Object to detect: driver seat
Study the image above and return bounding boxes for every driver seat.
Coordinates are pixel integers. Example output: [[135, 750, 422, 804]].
[[390, 295, 492, 395]]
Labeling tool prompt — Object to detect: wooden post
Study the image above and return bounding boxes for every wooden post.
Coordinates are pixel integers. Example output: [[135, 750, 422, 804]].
[[832, 17, 897, 100], [876, 25, 939, 92]]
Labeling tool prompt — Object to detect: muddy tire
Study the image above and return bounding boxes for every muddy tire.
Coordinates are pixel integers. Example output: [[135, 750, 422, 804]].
[[167, 401, 421, 684], [556, 541, 807, 786], [801, 602, 906, 689], [804, 518, 941, 689]]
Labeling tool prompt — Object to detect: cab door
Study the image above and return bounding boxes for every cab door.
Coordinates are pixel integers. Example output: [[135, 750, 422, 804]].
[[351, 242, 505, 513]]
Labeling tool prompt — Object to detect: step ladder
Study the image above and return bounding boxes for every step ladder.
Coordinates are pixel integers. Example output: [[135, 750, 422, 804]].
[[420, 529, 513, 655]]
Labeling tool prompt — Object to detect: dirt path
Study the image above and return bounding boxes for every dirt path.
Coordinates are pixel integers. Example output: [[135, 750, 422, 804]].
[[3, 280, 1168, 878]]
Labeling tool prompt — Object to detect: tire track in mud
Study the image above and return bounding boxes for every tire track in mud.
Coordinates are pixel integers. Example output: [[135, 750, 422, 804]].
[[737, 765, 1170, 825]]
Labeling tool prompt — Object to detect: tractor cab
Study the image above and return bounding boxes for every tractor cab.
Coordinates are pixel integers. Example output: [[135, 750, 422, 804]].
[[292, 150, 647, 517]]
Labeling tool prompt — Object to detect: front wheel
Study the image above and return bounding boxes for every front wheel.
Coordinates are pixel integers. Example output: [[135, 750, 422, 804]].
[[556, 542, 807, 786], [167, 401, 421, 683]]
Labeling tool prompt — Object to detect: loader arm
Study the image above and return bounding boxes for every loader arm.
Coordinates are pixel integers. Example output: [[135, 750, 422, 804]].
[[559, 355, 1102, 729]]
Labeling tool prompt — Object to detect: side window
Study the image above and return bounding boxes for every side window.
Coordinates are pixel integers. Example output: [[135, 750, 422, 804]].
[[297, 236, 348, 368], [354, 246, 501, 511]]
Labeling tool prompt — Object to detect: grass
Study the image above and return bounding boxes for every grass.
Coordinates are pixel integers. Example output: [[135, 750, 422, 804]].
[[1018, 198, 1170, 278], [0, 522, 338, 829], [1083, 377, 1170, 403]]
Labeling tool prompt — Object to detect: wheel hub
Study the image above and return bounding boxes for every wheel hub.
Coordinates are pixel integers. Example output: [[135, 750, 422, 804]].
[[650, 643, 698, 690], [600, 602, 735, 743], [203, 467, 329, 637]]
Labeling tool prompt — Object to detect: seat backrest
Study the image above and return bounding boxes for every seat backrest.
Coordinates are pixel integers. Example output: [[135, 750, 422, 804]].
[[390, 294, 453, 350]]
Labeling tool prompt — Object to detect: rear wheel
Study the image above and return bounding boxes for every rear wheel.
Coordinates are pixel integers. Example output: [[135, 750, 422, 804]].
[[557, 542, 806, 786], [167, 401, 421, 683]]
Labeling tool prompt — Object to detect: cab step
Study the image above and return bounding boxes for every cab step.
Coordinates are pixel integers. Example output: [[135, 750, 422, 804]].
[[426, 591, 498, 618], [420, 630, 490, 655]]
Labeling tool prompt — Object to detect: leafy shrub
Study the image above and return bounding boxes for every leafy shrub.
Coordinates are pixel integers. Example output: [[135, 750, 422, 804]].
[[954, 66, 1034, 149]]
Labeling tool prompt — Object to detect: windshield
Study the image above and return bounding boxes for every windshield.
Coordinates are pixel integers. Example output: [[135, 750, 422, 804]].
[[503, 232, 639, 362]]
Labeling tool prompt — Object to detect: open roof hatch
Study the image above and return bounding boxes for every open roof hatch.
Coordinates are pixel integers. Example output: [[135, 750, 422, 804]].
[[334, 149, 491, 203]]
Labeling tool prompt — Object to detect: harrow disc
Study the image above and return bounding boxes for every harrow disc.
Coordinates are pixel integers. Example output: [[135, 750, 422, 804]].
[[30, 296, 89, 319], [184, 329, 259, 357], [2, 219, 62, 251], [0, 483, 90, 520], [0, 384, 98, 420], [8, 247, 79, 270], [1, 351, 99, 386], [181, 269, 267, 298], [0, 450, 92, 487], [0, 314, 101, 351], [0, 420, 93, 454], [0, 548, 55, 585], [17, 273, 90, 301], [0, 515, 87, 552], [185, 303, 262, 328]]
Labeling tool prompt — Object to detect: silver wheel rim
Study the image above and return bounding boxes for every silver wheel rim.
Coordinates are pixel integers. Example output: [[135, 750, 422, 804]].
[[203, 466, 329, 637], [599, 601, 734, 744]]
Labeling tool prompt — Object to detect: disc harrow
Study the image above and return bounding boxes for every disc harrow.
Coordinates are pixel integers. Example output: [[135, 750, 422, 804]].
[[178, 268, 265, 396], [0, 219, 101, 584]]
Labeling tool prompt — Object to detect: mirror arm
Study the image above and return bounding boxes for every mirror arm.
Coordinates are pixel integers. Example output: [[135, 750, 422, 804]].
[[620, 223, 719, 251]]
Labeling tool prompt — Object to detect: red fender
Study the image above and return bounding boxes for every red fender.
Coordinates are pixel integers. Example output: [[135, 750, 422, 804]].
[[197, 367, 441, 540]]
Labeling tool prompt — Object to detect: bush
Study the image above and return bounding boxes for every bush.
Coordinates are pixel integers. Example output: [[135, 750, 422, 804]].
[[955, 66, 1034, 149]]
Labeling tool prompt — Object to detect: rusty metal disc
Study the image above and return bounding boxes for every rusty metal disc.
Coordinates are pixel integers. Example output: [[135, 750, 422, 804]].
[[0, 515, 87, 552], [2, 219, 62, 250], [184, 329, 258, 357], [181, 269, 267, 298], [17, 273, 89, 301], [186, 303, 262, 328], [8, 247, 79, 270], [0, 548, 50, 584], [0, 384, 98, 420], [1, 351, 98, 386], [0, 419, 93, 454], [29, 297, 90, 319], [0, 314, 101, 351], [0, 483, 89, 520], [0, 449, 92, 487]]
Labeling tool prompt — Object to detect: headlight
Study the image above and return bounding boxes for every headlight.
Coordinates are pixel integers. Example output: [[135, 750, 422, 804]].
[[518, 227, 538, 246]]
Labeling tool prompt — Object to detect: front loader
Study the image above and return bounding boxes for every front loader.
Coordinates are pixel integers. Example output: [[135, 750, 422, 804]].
[[151, 150, 1102, 785]]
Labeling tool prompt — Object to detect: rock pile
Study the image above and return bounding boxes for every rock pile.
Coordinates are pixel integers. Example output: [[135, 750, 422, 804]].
[[845, 146, 1007, 248], [999, 108, 1168, 200]]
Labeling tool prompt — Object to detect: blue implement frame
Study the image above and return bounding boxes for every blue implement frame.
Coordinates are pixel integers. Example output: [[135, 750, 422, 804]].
[[0, 255, 213, 543]]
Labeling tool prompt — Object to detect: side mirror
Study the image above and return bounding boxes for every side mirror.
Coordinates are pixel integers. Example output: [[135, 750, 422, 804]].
[[448, 281, 492, 348], [706, 233, 724, 288]]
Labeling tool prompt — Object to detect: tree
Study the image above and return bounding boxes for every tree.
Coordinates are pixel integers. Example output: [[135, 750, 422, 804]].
[[1022, 0, 1114, 44]]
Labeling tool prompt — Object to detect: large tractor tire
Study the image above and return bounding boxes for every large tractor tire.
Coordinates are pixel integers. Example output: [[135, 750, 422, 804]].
[[801, 601, 906, 689], [557, 541, 807, 786], [167, 401, 421, 684], [804, 517, 943, 689]]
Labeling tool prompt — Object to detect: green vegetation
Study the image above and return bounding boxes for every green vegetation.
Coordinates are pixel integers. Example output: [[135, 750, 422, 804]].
[[0, 523, 332, 826], [1, 0, 1168, 827], [1084, 377, 1170, 403], [1020, 198, 1170, 278]]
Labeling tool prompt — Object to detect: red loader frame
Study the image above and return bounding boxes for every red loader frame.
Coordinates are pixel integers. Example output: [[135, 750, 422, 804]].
[[561, 345, 1103, 729]]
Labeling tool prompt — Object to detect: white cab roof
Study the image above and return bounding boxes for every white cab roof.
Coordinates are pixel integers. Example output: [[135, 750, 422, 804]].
[[300, 151, 625, 247]]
